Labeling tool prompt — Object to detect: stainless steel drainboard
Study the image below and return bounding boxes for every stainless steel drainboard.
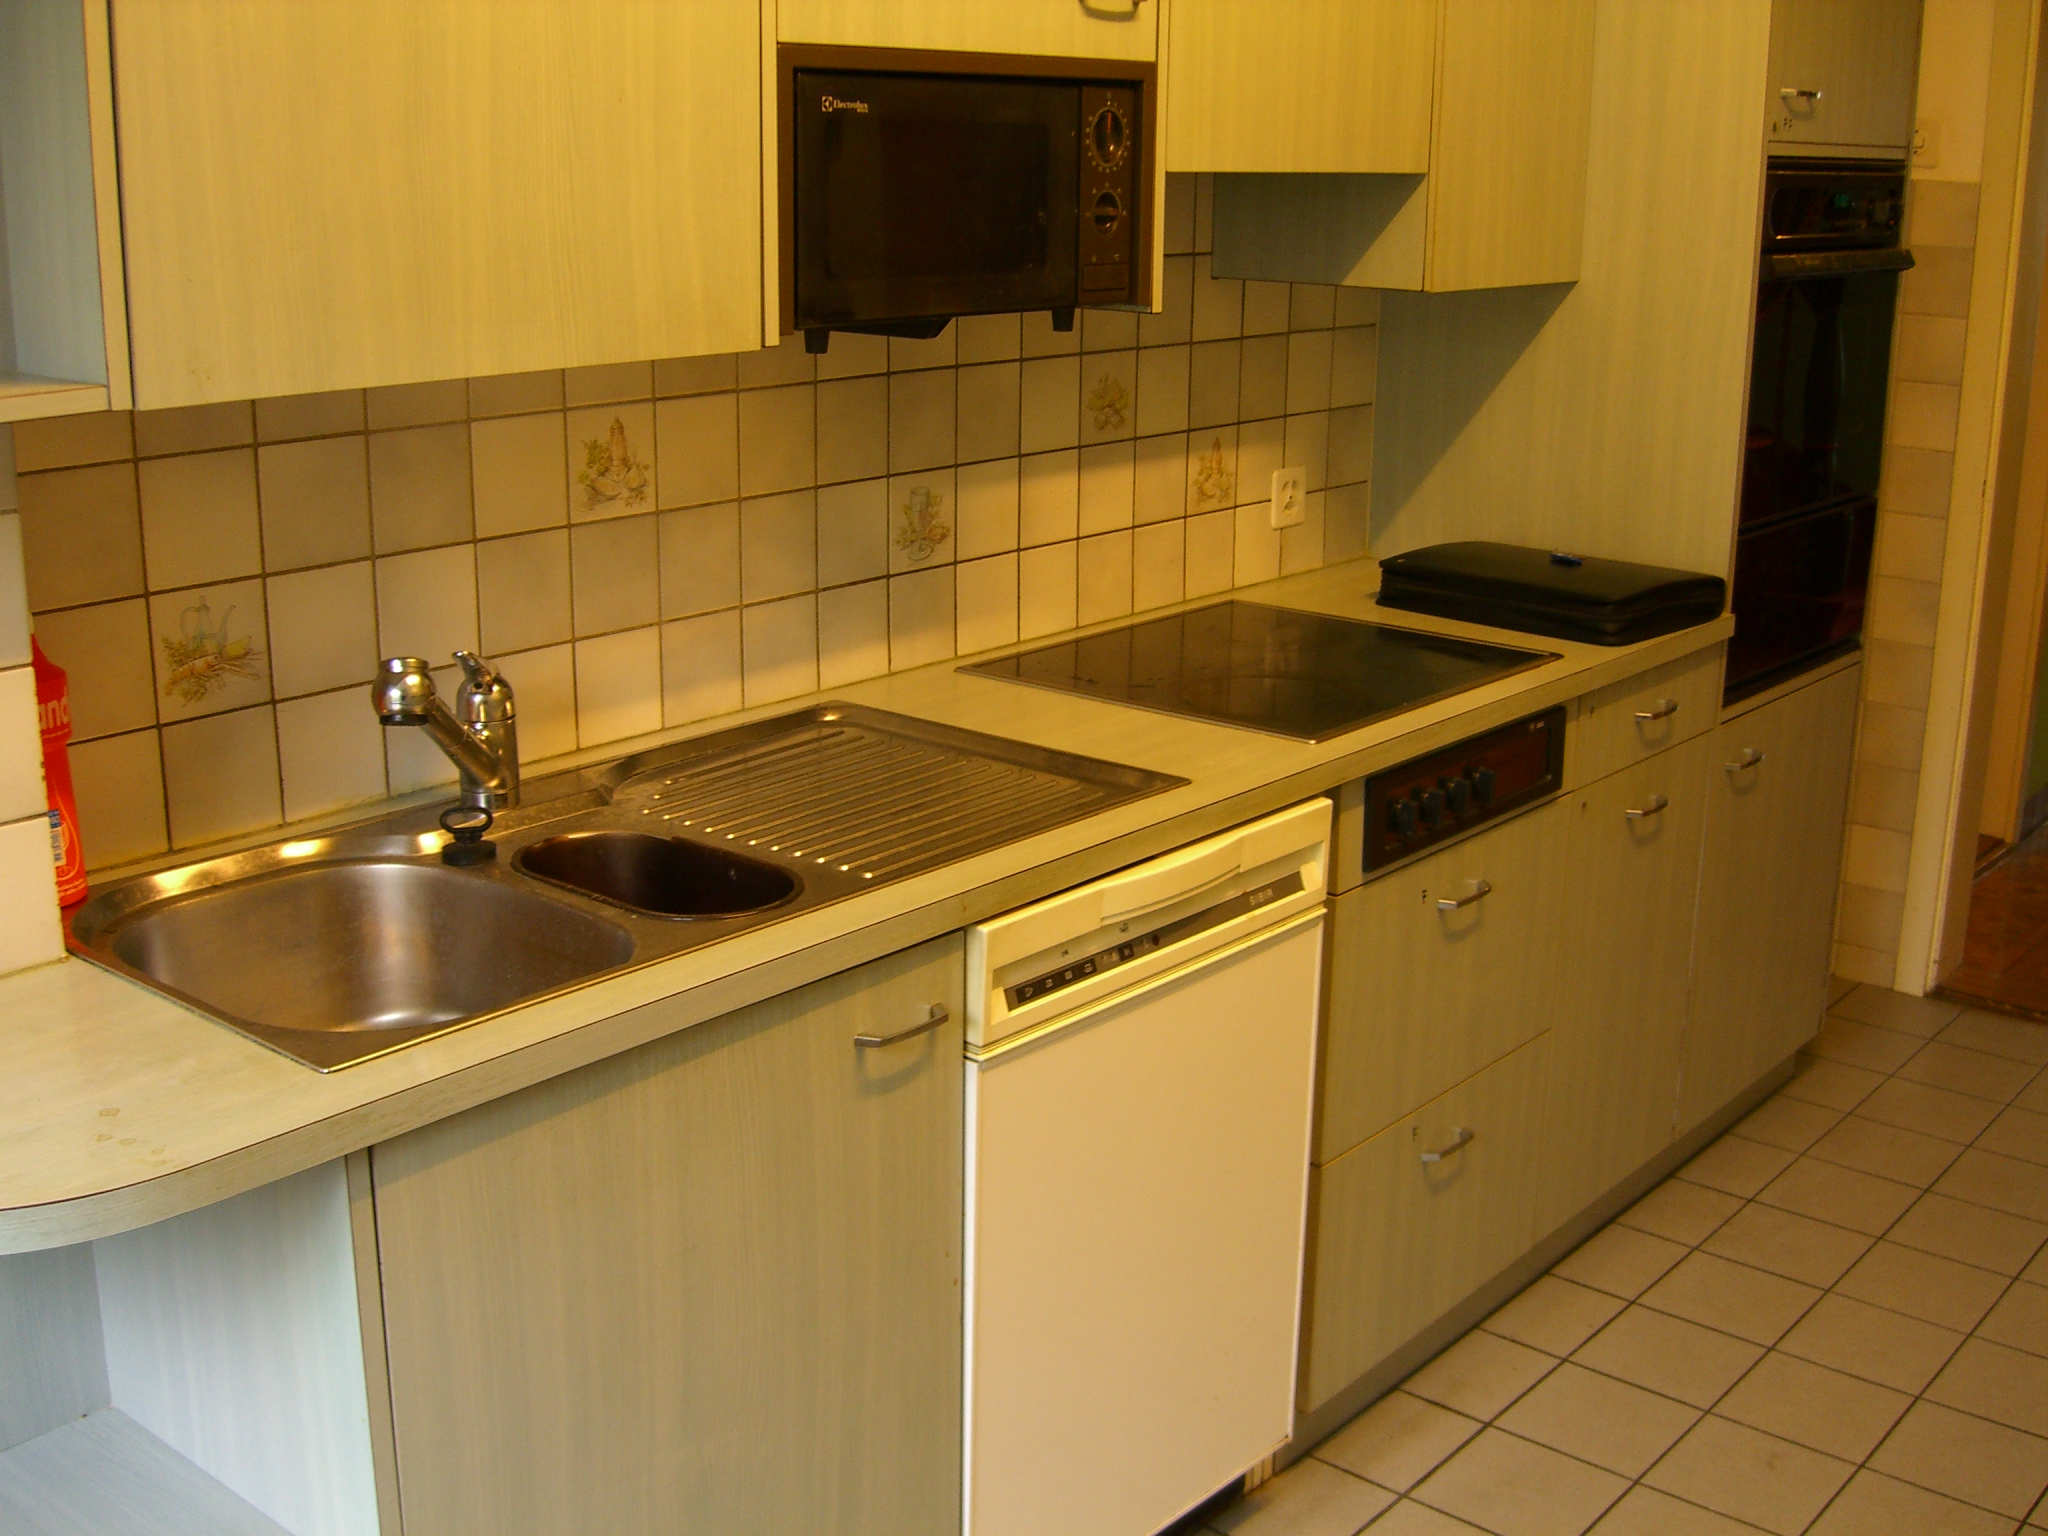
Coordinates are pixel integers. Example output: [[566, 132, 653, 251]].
[[613, 707, 1186, 881]]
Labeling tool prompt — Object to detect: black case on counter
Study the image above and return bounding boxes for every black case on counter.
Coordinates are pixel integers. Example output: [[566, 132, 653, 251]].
[[1375, 542, 1727, 647]]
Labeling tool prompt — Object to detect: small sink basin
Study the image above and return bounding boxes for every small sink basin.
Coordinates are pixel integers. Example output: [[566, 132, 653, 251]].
[[101, 862, 632, 1066], [515, 831, 799, 918]]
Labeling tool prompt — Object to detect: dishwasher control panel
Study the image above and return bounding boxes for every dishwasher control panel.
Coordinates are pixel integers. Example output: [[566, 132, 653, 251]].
[[1363, 705, 1565, 872]]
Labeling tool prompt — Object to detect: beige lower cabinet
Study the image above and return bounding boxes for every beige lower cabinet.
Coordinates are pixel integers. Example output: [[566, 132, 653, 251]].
[[369, 935, 966, 1536], [777, 0, 1157, 60], [1300, 1032, 1550, 1411], [1681, 665, 1861, 1130], [1318, 798, 1569, 1164], [1539, 732, 1717, 1236]]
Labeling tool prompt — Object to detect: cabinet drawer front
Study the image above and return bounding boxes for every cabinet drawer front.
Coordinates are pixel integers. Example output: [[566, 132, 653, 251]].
[[1301, 1033, 1548, 1412], [1570, 644, 1722, 787], [1319, 798, 1568, 1163], [778, 0, 1158, 60]]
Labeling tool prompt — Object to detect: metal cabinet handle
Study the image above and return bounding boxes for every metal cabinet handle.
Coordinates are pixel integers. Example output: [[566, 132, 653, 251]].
[[1634, 698, 1680, 722], [1421, 1127, 1474, 1165], [1779, 87, 1824, 101], [1436, 879, 1493, 912], [1624, 794, 1669, 820], [1079, 0, 1146, 15], [1728, 748, 1766, 772], [855, 1003, 949, 1049]]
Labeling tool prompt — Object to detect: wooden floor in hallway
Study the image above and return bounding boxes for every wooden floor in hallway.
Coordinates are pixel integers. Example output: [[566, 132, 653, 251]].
[[1945, 822, 2048, 1021]]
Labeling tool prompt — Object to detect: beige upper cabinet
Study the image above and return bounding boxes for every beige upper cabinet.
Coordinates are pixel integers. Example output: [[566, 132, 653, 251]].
[[1767, 0, 1922, 157], [110, 0, 763, 408], [1193, 0, 1596, 291], [777, 0, 1158, 60]]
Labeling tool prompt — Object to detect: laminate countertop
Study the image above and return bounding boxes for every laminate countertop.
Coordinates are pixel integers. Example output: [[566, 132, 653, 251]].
[[0, 559, 1734, 1253]]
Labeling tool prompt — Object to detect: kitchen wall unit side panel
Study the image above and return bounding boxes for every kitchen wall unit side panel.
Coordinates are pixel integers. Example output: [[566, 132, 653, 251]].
[[371, 935, 965, 1536], [1318, 797, 1568, 1164], [111, 1, 762, 407], [775, 0, 1158, 60], [0, 1243, 109, 1453], [1165, 0, 1436, 174], [1681, 665, 1859, 1129], [1766, 0, 1922, 156]]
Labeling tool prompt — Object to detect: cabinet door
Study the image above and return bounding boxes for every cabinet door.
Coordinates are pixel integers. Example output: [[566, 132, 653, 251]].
[[1682, 666, 1860, 1130], [1540, 733, 1714, 1235], [370, 936, 965, 1536], [1767, 0, 1921, 154], [111, 1, 762, 406], [778, 0, 1157, 61], [1319, 799, 1569, 1163], [1165, 1, 1436, 174]]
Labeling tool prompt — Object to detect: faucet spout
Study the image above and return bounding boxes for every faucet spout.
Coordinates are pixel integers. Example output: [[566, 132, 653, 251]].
[[372, 655, 521, 811]]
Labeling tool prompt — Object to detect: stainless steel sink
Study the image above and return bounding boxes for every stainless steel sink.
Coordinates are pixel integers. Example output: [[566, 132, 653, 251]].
[[70, 704, 1186, 1070]]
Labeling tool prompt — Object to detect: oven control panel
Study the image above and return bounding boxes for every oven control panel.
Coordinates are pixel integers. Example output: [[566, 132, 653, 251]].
[[1363, 705, 1566, 872]]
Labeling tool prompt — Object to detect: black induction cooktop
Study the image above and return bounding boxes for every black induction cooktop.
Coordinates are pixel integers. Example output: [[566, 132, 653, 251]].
[[963, 601, 1560, 742]]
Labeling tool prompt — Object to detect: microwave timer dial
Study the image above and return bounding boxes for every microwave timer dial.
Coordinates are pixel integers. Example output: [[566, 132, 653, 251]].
[[1087, 101, 1129, 171]]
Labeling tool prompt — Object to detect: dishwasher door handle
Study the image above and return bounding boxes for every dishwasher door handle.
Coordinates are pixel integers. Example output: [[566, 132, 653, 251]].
[[1097, 841, 1243, 924], [855, 1003, 950, 1049]]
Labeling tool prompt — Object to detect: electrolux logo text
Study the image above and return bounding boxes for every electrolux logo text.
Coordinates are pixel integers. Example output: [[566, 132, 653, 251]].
[[820, 94, 869, 114]]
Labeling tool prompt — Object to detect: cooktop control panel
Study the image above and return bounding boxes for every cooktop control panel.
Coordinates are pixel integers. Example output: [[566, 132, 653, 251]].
[[1363, 705, 1566, 872]]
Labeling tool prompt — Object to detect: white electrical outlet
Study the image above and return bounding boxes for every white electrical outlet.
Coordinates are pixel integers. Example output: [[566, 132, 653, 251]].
[[1913, 118, 1942, 169], [1270, 466, 1306, 530]]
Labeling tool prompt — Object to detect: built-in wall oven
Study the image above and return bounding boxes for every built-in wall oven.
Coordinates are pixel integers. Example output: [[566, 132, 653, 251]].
[[1728, 158, 1912, 702]]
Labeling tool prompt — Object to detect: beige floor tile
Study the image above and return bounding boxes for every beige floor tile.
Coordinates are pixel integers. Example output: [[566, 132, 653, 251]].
[[1552, 1224, 1692, 1300], [1777, 1293, 1965, 1393], [1403, 1330, 1557, 1421], [1937, 1149, 2048, 1224], [1211, 1457, 1394, 1535], [1713, 1352, 1911, 1462], [1571, 1306, 1765, 1409], [1483, 1276, 1626, 1357], [2018, 1073, 2048, 1115], [1832, 986, 1965, 1038], [1809, 1114, 1967, 1187], [1869, 1400, 2048, 1519], [1925, 1337, 2048, 1437], [1316, 1392, 1482, 1495], [1980, 1107, 2048, 1169], [1809, 1016, 1929, 1073], [1892, 1193, 2048, 1276], [1587, 1485, 1770, 1534], [1495, 1361, 1700, 1477], [1412, 1428, 1627, 1536], [1639, 1251, 1822, 1346], [1977, 1280, 2048, 1358], [1807, 1468, 2020, 1535], [1755, 1156, 1921, 1235], [1617, 1179, 1744, 1246], [1833, 1241, 2009, 1331], [1701, 1203, 1874, 1289], [1643, 1416, 1853, 1536], [1355, 1501, 1489, 1534], [1735, 1095, 1845, 1152], [1942, 1012, 2048, 1066], [1681, 1137, 1799, 1199], [1858, 1075, 2005, 1143], [1899, 1043, 2041, 1105], [1783, 1054, 1888, 1113]]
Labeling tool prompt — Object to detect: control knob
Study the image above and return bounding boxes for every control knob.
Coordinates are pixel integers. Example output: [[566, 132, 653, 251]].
[[1471, 766, 1496, 805], [1444, 776, 1471, 817], [1418, 786, 1446, 827], [1390, 797, 1420, 838]]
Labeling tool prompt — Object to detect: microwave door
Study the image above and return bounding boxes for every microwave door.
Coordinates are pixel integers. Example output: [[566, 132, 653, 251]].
[[794, 72, 1081, 330]]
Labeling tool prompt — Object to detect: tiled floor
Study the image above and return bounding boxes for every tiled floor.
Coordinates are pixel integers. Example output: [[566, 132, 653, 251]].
[[1945, 822, 2048, 1020], [1209, 984, 2048, 1536]]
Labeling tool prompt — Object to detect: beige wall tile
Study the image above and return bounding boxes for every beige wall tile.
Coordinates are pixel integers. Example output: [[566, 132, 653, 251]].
[[654, 392, 740, 509], [1844, 824, 1913, 893], [1133, 434, 1186, 525], [1907, 180, 1980, 248], [12, 411, 132, 472], [1238, 334, 1289, 422], [1894, 315, 1969, 385], [1020, 355, 1081, 454], [160, 706, 281, 848], [956, 314, 1021, 366], [0, 669, 42, 824], [33, 599, 155, 740], [1135, 345, 1191, 438], [1331, 326, 1379, 410], [658, 504, 741, 618], [891, 369, 957, 472], [954, 555, 1019, 657], [1330, 404, 1375, 486], [1335, 286, 1381, 327], [1234, 503, 1282, 586], [1286, 330, 1335, 416], [1162, 173, 1197, 256], [70, 729, 167, 870], [1239, 417, 1285, 507], [365, 379, 467, 431], [816, 376, 890, 486], [1851, 759, 1921, 833], [955, 460, 1020, 560], [739, 492, 817, 603], [1191, 257, 1243, 342], [254, 390, 363, 442], [0, 816, 62, 972], [1188, 429, 1238, 516], [739, 344, 818, 389], [1078, 443, 1135, 535], [1326, 480, 1372, 562], [737, 385, 816, 498], [654, 353, 738, 397], [1900, 246, 1974, 319], [818, 579, 890, 688], [1186, 508, 1235, 596], [741, 595, 818, 707], [1132, 520, 1184, 613], [499, 642, 576, 762], [1139, 257, 1195, 349], [574, 626, 662, 747], [571, 515, 660, 635], [1288, 412, 1332, 492], [662, 610, 742, 725], [477, 531, 572, 655], [266, 562, 377, 699], [468, 370, 564, 418], [148, 580, 272, 723], [0, 514, 27, 668], [1020, 309, 1080, 358], [816, 480, 889, 588], [1019, 451, 1079, 547], [1832, 942, 1897, 987], [1018, 542, 1077, 639], [890, 328, 956, 372], [1864, 638, 1935, 710], [1290, 283, 1338, 332], [1866, 575, 1941, 646], [567, 403, 657, 521], [815, 332, 890, 379], [369, 423, 473, 554], [1194, 173, 1215, 251], [276, 687, 387, 821], [1079, 352, 1135, 445], [1076, 531, 1133, 626], [564, 360, 653, 407], [138, 449, 264, 592], [375, 545, 478, 662], [1282, 489, 1326, 574], [19, 464, 144, 612], [470, 413, 567, 537], [889, 567, 954, 669], [887, 471, 955, 573], [1837, 882, 1908, 953], [133, 402, 253, 458], [1881, 445, 1953, 517], [1081, 309, 1138, 354], [1873, 511, 1946, 582], [1189, 340, 1242, 429], [1241, 279, 1291, 337], [257, 436, 372, 571], [1889, 382, 1962, 452], [956, 364, 1022, 464]]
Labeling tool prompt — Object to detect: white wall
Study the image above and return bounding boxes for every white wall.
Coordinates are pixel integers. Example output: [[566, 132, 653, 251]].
[[0, 423, 61, 976], [1916, 0, 1998, 182]]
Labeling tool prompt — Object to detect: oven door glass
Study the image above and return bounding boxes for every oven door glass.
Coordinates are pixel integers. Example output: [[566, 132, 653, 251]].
[[1727, 497, 1875, 699], [794, 71, 1080, 328]]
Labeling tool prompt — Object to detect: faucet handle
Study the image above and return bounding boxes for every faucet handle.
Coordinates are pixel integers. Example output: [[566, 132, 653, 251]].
[[453, 650, 498, 688]]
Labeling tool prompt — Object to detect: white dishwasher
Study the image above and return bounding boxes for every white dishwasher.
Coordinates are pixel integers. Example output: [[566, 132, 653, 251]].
[[963, 799, 1329, 1536]]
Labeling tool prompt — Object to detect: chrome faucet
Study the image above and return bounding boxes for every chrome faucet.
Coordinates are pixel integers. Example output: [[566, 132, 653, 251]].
[[372, 652, 520, 811]]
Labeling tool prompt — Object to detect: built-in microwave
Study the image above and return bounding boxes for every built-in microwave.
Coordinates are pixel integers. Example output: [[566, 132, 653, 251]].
[[778, 47, 1154, 354]]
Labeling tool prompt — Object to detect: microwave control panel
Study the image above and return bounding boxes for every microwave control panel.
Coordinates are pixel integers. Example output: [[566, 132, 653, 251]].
[[1078, 84, 1139, 304], [1362, 705, 1566, 873]]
